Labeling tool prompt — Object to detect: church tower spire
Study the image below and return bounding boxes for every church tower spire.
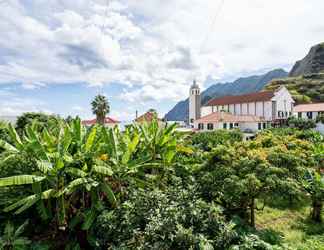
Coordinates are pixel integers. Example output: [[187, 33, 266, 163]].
[[189, 80, 201, 127]]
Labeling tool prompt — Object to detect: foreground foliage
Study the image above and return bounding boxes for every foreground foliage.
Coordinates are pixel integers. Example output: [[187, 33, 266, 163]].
[[0, 120, 323, 249]]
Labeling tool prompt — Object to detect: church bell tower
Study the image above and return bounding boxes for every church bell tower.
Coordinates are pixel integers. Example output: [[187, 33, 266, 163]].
[[189, 80, 201, 127]]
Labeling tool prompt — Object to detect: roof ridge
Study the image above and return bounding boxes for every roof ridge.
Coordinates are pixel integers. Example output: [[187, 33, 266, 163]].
[[206, 90, 275, 106]]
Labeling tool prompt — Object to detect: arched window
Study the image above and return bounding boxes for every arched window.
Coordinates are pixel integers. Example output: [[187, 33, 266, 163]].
[[207, 123, 213, 130]]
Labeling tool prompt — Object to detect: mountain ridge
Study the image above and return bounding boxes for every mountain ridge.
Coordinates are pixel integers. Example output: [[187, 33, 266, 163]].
[[289, 42, 324, 77], [265, 42, 324, 104]]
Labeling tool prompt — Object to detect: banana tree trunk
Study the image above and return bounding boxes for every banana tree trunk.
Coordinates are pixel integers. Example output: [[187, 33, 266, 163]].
[[311, 199, 323, 223], [250, 198, 255, 228]]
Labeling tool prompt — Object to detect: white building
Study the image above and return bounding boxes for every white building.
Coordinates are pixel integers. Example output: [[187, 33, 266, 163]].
[[190, 86, 295, 132], [293, 103, 324, 134], [189, 80, 201, 127], [293, 103, 324, 120], [194, 111, 268, 133]]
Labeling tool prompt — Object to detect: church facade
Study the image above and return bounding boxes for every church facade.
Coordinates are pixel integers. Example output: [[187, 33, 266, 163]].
[[188, 81, 295, 132]]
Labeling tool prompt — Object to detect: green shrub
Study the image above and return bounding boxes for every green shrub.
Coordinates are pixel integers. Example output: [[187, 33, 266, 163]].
[[287, 117, 316, 130], [94, 182, 239, 249], [316, 114, 324, 124], [191, 129, 243, 151]]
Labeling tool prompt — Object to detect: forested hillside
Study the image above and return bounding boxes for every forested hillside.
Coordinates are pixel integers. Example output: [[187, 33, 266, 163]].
[[266, 73, 324, 103]]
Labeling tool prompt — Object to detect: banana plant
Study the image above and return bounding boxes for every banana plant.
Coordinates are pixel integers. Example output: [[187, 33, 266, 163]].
[[0, 119, 116, 230], [303, 170, 324, 222], [138, 120, 193, 165], [0, 118, 191, 231]]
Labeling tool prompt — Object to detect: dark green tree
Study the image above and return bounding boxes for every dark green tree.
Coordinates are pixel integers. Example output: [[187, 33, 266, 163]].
[[15, 112, 60, 134]]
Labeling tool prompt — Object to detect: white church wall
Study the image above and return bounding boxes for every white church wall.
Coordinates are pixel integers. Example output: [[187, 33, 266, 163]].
[[234, 104, 241, 115], [229, 104, 235, 114], [248, 102, 255, 115], [201, 106, 213, 117], [271, 87, 294, 119], [256, 102, 263, 117], [242, 103, 248, 115], [264, 101, 272, 120]]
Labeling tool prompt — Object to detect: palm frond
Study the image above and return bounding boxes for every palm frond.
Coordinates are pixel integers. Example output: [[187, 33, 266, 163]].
[[0, 175, 45, 187], [93, 165, 113, 176]]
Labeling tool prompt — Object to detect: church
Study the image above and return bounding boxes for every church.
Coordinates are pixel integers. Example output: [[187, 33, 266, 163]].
[[189, 81, 295, 132]]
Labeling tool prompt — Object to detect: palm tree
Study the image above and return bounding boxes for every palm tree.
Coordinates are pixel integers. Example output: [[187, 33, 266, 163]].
[[91, 94, 110, 125]]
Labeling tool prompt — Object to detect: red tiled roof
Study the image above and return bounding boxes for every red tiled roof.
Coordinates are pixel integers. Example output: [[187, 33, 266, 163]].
[[293, 103, 324, 112], [195, 112, 265, 123], [206, 90, 275, 106], [82, 117, 120, 125], [135, 112, 162, 123]]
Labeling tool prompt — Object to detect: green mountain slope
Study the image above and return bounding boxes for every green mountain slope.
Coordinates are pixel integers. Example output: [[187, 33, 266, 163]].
[[265, 73, 324, 103]]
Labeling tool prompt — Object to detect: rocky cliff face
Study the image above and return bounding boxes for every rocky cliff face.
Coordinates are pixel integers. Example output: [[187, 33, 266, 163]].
[[289, 43, 324, 77], [165, 69, 288, 121]]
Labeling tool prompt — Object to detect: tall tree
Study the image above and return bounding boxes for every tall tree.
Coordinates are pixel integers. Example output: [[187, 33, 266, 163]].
[[91, 94, 110, 125]]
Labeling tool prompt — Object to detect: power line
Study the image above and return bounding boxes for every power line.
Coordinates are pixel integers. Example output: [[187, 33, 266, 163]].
[[199, 0, 225, 53]]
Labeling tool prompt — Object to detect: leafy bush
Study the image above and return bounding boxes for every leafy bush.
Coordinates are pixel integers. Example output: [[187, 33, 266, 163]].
[[287, 117, 316, 130], [316, 114, 324, 123], [0, 220, 31, 249], [94, 181, 277, 250], [191, 129, 243, 151], [93, 183, 236, 249]]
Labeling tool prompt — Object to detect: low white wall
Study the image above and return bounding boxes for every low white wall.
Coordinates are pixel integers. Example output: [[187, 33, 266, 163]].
[[239, 122, 259, 132], [316, 123, 324, 134]]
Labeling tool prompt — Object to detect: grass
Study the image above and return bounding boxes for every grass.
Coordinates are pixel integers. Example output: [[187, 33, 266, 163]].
[[256, 198, 324, 250]]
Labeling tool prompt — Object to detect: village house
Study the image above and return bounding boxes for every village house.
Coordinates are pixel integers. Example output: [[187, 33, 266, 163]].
[[82, 117, 120, 128], [189, 81, 295, 132], [134, 111, 164, 126], [293, 103, 324, 120]]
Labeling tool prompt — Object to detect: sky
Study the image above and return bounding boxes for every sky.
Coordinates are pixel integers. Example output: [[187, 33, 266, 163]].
[[0, 0, 324, 121]]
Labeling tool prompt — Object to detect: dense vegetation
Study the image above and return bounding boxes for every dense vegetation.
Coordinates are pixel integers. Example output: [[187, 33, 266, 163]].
[[0, 114, 323, 249]]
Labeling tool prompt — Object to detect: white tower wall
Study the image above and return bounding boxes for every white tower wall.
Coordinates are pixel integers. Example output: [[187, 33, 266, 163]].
[[189, 81, 201, 126]]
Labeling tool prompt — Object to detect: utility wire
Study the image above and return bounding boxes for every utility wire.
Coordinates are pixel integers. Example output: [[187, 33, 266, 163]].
[[199, 0, 225, 53]]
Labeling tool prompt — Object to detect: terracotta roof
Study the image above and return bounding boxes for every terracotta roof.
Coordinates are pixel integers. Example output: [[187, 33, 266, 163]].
[[82, 117, 120, 126], [195, 112, 265, 123], [293, 103, 324, 112], [206, 90, 275, 106], [135, 112, 162, 123]]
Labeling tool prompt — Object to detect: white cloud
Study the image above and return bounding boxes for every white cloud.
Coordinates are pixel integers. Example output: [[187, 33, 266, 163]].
[[0, 97, 52, 116], [0, 0, 324, 104]]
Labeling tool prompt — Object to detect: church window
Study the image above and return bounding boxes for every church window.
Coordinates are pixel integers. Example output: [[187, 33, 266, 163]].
[[258, 123, 262, 130], [198, 123, 204, 130]]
